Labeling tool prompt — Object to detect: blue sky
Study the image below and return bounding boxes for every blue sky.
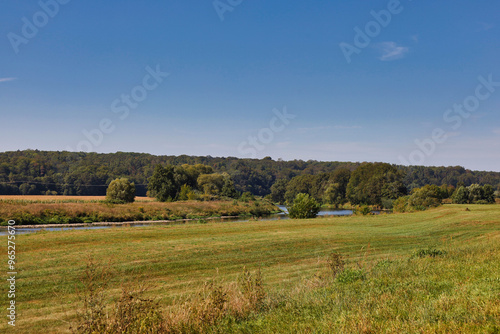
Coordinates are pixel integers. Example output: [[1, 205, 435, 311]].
[[1, 0, 499, 171]]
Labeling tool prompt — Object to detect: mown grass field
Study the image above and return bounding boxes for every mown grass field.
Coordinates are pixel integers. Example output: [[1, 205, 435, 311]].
[[2, 204, 499, 333]]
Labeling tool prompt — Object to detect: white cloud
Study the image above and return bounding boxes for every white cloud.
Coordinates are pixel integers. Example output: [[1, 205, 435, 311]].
[[0, 77, 16, 83], [378, 42, 409, 61]]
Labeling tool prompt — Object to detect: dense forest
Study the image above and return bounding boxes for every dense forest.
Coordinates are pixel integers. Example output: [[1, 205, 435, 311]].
[[0, 150, 499, 197]]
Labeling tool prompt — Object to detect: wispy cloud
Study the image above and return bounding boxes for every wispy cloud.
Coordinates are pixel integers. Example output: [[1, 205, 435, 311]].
[[298, 125, 362, 134], [0, 77, 17, 83], [377, 42, 409, 61], [493, 128, 500, 135], [333, 125, 362, 130]]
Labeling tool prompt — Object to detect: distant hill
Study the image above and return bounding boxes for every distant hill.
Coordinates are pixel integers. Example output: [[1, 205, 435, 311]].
[[0, 150, 499, 196]]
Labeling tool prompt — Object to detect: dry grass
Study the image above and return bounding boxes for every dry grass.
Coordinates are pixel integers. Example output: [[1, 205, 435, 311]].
[[0, 198, 277, 225]]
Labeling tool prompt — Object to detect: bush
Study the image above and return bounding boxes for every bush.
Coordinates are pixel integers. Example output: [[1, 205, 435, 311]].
[[354, 205, 371, 215], [408, 185, 442, 208], [412, 247, 447, 258], [381, 197, 394, 210], [452, 184, 495, 204], [106, 178, 135, 203], [393, 185, 442, 213], [240, 192, 255, 202], [177, 184, 194, 201], [287, 193, 320, 219]]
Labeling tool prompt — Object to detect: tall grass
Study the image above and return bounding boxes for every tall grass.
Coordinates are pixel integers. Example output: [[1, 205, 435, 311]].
[[70, 240, 500, 333], [0, 198, 278, 225]]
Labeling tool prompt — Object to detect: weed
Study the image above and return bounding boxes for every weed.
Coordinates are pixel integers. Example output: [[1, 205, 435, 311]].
[[71, 259, 165, 334], [71, 257, 112, 333], [412, 247, 447, 259], [238, 267, 267, 313], [326, 252, 345, 278]]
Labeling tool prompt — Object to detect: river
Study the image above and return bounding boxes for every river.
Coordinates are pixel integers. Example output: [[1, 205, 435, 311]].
[[0, 206, 355, 235]]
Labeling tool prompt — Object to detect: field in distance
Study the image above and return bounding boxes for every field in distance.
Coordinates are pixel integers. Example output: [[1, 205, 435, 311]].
[[3, 204, 499, 333], [0, 195, 155, 203]]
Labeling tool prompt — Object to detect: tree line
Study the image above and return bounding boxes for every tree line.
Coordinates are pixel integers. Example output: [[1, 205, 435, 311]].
[[0, 150, 499, 198]]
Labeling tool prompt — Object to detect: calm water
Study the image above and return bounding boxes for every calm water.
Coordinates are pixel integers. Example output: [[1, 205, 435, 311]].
[[0, 206, 355, 235]]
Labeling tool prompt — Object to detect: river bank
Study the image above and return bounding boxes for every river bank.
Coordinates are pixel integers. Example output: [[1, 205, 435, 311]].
[[0, 197, 279, 226]]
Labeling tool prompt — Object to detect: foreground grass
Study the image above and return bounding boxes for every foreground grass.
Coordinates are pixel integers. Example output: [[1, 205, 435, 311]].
[[1, 204, 499, 332], [0, 197, 277, 225]]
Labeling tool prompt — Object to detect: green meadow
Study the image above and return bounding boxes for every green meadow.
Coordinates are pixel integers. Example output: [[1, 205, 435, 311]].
[[3, 204, 499, 333]]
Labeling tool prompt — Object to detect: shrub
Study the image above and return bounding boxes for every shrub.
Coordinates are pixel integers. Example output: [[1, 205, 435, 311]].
[[393, 196, 411, 213], [412, 247, 447, 258], [408, 185, 442, 208], [177, 184, 193, 201], [452, 184, 495, 204], [240, 192, 255, 202], [287, 193, 320, 219], [354, 205, 371, 215], [393, 186, 442, 213], [381, 197, 394, 210], [106, 178, 135, 203]]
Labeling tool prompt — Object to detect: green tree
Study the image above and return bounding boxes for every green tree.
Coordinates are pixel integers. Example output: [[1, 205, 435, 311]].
[[182, 164, 214, 188], [284, 174, 315, 204], [483, 184, 495, 203], [197, 173, 225, 195], [148, 165, 184, 202], [330, 168, 351, 197], [468, 184, 484, 203], [106, 178, 135, 203], [347, 163, 406, 206], [270, 178, 288, 204], [177, 184, 193, 201], [221, 173, 238, 198], [287, 193, 321, 219], [408, 185, 442, 209], [323, 182, 344, 207], [452, 186, 469, 204]]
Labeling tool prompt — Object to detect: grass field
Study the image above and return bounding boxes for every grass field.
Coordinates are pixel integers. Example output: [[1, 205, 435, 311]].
[[2, 204, 499, 333]]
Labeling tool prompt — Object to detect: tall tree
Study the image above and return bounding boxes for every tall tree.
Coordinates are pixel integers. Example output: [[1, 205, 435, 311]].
[[347, 163, 406, 206], [148, 165, 181, 202]]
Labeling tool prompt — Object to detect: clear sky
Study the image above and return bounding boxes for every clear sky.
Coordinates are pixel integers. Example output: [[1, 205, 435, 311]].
[[1, 1, 499, 171]]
